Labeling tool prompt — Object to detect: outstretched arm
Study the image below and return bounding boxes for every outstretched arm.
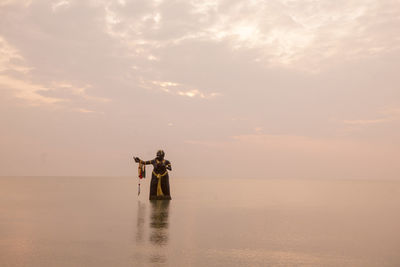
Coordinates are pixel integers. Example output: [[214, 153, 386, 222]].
[[134, 157, 154, 165]]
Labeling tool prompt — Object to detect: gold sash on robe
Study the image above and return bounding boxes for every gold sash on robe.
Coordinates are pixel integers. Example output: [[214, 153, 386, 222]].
[[153, 171, 168, 196]]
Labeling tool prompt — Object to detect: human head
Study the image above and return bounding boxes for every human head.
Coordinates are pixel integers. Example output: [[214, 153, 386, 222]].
[[156, 150, 165, 160]]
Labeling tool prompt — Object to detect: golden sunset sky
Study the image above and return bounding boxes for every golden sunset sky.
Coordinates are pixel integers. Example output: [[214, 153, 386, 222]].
[[1, 0, 399, 179]]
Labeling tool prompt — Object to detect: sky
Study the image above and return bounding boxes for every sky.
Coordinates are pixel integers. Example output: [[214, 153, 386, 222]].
[[0, 0, 399, 179]]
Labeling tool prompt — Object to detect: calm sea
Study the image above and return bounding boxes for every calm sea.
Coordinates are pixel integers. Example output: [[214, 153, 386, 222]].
[[0, 177, 399, 266]]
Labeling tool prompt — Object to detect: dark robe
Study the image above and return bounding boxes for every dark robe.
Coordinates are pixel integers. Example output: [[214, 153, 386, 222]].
[[143, 158, 172, 200]]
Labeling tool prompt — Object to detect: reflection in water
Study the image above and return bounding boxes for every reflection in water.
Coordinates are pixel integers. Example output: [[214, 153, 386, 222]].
[[2, 178, 400, 266], [149, 200, 170, 264], [150, 200, 170, 246], [133, 201, 147, 266], [135, 201, 146, 244]]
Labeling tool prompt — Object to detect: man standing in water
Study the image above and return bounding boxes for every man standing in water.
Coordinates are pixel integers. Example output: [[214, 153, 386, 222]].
[[134, 150, 172, 200]]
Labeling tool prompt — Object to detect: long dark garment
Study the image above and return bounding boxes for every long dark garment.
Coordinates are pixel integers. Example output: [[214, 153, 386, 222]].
[[143, 159, 172, 200]]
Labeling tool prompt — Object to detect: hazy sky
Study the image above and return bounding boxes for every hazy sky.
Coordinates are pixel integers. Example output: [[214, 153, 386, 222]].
[[1, 0, 399, 179]]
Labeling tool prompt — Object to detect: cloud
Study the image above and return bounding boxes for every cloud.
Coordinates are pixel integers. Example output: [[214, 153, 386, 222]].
[[343, 107, 400, 125], [177, 89, 220, 99], [0, 37, 63, 104], [51, 0, 70, 12], [0, 35, 110, 109], [0, 0, 399, 178], [85, 0, 400, 86], [46, 83, 111, 103], [142, 80, 221, 99], [0, 75, 64, 104], [0, 36, 30, 73], [75, 108, 103, 114]]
